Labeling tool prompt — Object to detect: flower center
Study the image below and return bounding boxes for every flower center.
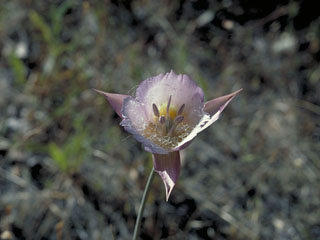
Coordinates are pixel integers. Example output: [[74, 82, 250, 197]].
[[142, 96, 193, 150]]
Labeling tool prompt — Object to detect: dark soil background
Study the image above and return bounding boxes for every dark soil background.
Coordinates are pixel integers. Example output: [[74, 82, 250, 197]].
[[0, 0, 319, 239]]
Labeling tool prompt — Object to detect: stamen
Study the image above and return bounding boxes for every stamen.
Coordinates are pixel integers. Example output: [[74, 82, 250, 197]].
[[166, 95, 172, 117], [168, 115, 184, 136], [152, 103, 160, 117], [159, 115, 167, 135], [174, 115, 184, 124], [149, 97, 188, 140], [177, 104, 185, 115], [159, 116, 166, 124]]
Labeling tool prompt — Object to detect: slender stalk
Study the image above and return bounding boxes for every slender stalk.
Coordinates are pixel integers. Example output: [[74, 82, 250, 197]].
[[133, 167, 155, 240]]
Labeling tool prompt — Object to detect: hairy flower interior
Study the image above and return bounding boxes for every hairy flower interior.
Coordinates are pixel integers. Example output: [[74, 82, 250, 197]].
[[142, 97, 193, 150]]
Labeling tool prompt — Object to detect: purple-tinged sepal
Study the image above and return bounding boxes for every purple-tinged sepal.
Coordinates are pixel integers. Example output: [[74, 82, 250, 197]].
[[204, 89, 243, 117], [173, 89, 242, 150], [94, 89, 129, 118], [153, 151, 181, 201]]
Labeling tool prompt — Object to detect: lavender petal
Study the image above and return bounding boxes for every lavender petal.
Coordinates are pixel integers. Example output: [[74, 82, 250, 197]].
[[135, 70, 205, 124], [121, 97, 168, 154]]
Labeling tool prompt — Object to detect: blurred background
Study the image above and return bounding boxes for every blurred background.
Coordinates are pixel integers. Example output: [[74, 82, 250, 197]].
[[0, 0, 319, 239]]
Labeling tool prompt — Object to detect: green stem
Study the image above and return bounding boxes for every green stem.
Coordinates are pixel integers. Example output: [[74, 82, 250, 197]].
[[133, 167, 155, 240]]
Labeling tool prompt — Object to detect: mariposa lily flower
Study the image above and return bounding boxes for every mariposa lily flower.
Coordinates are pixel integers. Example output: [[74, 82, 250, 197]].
[[95, 70, 241, 201]]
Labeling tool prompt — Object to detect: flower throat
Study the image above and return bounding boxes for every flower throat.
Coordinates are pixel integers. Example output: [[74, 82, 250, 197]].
[[142, 96, 192, 150]]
